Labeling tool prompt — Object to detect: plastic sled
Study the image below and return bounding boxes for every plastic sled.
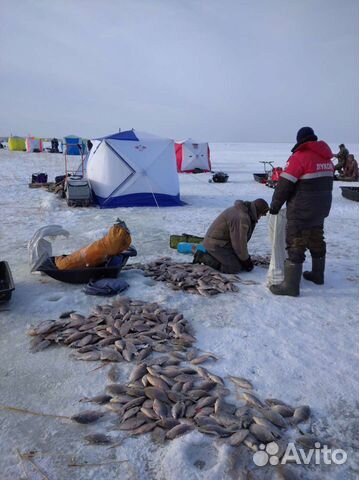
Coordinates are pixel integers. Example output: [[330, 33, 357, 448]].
[[211, 171, 229, 183], [170, 234, 204, 249], [37, 247, 137, 284], [253, 173, 268, 183], [340, 186, 359, 202], [0, 261, 15, 302]]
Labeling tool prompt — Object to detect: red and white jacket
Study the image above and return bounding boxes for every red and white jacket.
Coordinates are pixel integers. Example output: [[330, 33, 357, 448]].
[[271, 141, 334, 228]]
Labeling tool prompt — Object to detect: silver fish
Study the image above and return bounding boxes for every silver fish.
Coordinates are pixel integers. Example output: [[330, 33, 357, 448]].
[[249, 424, 275, 443], [227, 375, 253, 390], [71, 410, 104, 424], [260, 409, 287, 428], [146, 374, 169, 391], [106, 384, 127, 396], [144, 387, 169, 403], [190, 353, 218, 365], [229, 429, 249, 446], [119, 416, 147, 431], [64, 331, 88, 345], [198, 424, 231, 437], [129, 363, 147, 383], [171, 401, 186, 419], [187, 389, 208, 401], [80, 394, 112, 405], [122, 406, 140, 422], [129, 422, 156, 436], [211, 412, 242, 428], [196, 396, 216, 409], [242, 392, 265, 409], [100, 349, 123, 362], [122, 396, 146, 411], [69, 313, 86, 321], [206, 373, 224, 386], [84, 433, 112, 445], [165, 423, 194, 440], [140, 407, 159, 420], [153, 399, 168, 419], [72, 351, 101, 361], [252, 416, 282, 437], [271, 404, 295, 418], [292, 405, 311, 424], [157, 417, 180, 429], [151, 426, 167, 444], [243, 433, 259, 452], [59, 310, 76, 319], [265, 398, 291, 407]]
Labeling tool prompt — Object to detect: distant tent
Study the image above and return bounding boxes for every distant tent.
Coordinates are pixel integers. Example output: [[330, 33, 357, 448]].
[[175, 139, 211, 173], [8, 136, 26, 151], [63, 135, 83, 155], [86, 130, 182, 208], [26, 137, 43, 152]]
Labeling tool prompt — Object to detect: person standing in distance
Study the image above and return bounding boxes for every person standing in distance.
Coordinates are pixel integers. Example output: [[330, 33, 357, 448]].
[[269, 127, 334, 296]]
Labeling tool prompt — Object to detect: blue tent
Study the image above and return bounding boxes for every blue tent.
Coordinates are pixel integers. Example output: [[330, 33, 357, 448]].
[[86, 130, 182, 208], [63, 135, 84, 155]]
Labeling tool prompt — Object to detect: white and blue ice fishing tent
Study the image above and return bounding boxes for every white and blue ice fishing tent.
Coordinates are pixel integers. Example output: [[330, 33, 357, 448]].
[[86, 130, 182, 208]]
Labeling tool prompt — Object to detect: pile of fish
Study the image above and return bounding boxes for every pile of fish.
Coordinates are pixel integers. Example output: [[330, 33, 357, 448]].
[[124, 258, 240, 296], [27, 296, 196, 357], [28, 296, 317, 470], [78, 356, 312, 447]]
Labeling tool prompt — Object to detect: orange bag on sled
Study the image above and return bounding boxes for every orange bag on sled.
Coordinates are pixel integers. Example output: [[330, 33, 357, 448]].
[[55, 222, 131, 270]]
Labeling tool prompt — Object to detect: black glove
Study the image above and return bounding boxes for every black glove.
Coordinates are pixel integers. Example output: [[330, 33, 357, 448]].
[[241, 256, 254, 272], [269, 207, 279, 215]]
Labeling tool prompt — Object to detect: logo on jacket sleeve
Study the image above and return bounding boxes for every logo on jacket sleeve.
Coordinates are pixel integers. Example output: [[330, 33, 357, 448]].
[[316, 162, 334, 171], [135, 145, 147, 152]]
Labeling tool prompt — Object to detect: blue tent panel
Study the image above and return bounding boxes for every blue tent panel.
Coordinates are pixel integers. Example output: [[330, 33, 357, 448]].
[[93, 192, 184, 208], [99, 131, 139, 142], [64, 136, 81, 155]]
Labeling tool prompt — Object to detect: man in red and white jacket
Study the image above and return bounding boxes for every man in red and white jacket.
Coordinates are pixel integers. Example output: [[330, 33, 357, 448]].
[[269, 126, 334, 296]]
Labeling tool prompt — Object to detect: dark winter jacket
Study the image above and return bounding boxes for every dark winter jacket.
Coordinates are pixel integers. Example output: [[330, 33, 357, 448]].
[[343, 159, 359, 181], [270, 141, 334, 228], [336, 147, 349, 166], [203, 200, 257, 261]]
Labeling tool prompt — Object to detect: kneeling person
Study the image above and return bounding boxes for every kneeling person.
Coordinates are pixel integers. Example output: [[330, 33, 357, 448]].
[[195, 199, 269, 273]]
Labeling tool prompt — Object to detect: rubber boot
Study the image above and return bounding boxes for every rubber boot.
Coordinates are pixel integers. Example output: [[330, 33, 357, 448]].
[[193, 251, 221, 270], [303, 257, 325, 285], [269, 260, 302, 297]]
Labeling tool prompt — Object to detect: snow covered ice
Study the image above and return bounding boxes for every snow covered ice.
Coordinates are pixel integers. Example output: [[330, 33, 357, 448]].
[[0, 143, 358, 479]]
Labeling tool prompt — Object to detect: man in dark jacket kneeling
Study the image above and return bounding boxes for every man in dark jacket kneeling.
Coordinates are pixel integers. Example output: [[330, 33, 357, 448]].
[[194, 198, 269, 273], [269, 127, 334, 297]]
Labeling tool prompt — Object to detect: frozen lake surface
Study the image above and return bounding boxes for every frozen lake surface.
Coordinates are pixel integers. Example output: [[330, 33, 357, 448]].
[[0, 142, 358, 479]]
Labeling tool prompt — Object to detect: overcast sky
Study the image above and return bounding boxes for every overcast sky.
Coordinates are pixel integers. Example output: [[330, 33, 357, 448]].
[[1, 0, 358, 142]]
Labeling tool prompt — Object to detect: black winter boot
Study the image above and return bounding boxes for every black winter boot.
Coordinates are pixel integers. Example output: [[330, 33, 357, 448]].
[[303, 257, 325, 285], [193, 251, 221, 270], [270, 260, 302, 297]]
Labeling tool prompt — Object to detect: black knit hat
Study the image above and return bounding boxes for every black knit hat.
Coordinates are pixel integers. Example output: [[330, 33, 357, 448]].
[[254, 198, 269, 217], [296, 126, 318, 144]]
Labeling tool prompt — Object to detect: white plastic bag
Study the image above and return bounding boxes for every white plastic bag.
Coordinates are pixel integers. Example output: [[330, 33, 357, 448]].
[[28, 225, 69, 272], [267, 209, 287, 287]]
